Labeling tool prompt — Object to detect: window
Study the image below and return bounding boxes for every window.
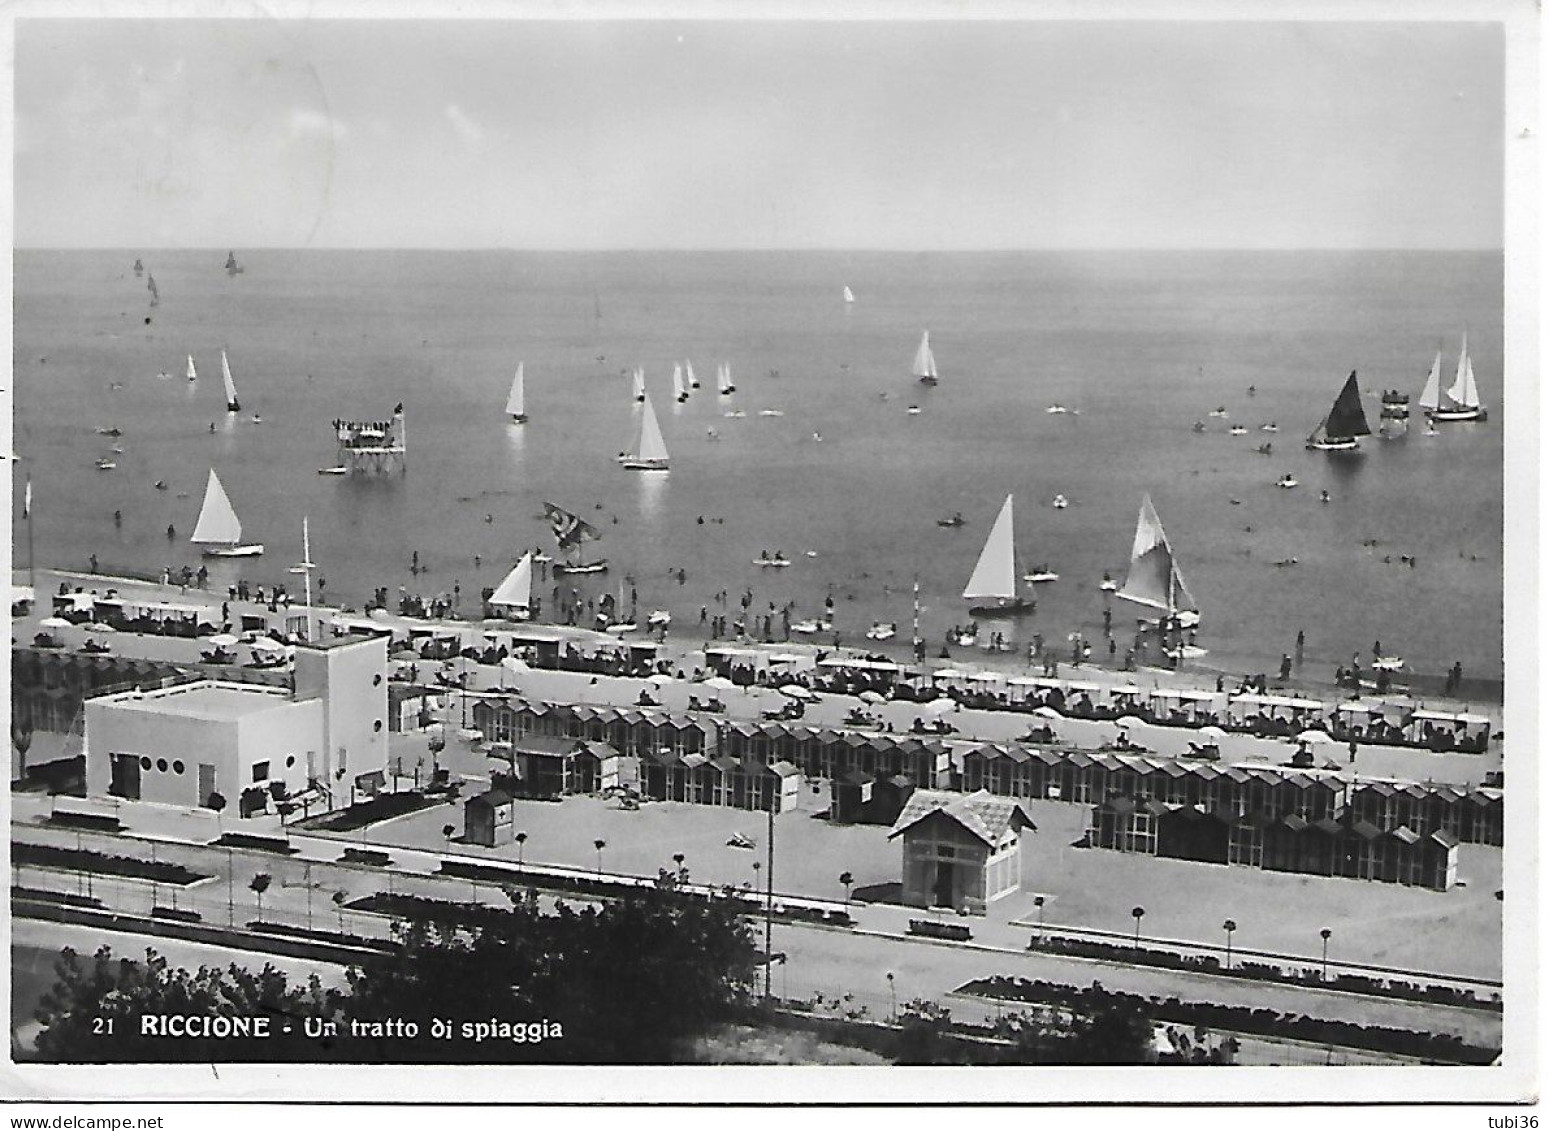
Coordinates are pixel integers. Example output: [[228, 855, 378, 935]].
[[373, 673, 383, 686], [140, 756, 152, 771], [172, 760, 185, 775], [252, 761, 270, 782], [374, 720, 384, 733], [156, 758, 168, 773], [286, 755, 296, 768]]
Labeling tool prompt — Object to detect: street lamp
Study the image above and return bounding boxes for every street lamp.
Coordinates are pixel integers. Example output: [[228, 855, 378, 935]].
[[1222, 919, 1237, 971], [1320, 928, 1332, 981], [886, 971, 896, 1023], [1033, 895, 1046, 944], [1130, 906, 1145, 948]]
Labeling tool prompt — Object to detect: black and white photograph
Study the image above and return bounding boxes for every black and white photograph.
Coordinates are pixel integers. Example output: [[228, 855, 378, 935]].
[[3, 0, 1539, 1111]]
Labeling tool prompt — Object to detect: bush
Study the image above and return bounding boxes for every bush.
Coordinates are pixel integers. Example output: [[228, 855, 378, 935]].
[[909, 919, 973, 942]]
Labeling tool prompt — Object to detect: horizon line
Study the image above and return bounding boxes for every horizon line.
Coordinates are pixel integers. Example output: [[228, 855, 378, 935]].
[[15, 244, 1507, 254]]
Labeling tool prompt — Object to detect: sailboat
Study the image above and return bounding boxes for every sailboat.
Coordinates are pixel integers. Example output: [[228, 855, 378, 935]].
[[686, 360, 700, 389], [506, 363, 527, 422], [1305, 370, 1371, 452], [489, 552, 534, 619], [913, 331, 938, 385], [622, 393, 671, 472], [220, 349, 241, 413], [672, 363, 689, 403], [225, 251, 244, 275], [1429, 334, 1487, 422], [843, 286, 855, 305], [962, 494, 1035, 618], [717, 362, 736, 395], [190, 470, 263, 557], [1117, 495, 1199, 635], [543, 501, 609, 575], [147, 275, 159, 307], [631, 367, 646, 403], [186, 355, 198, 383]]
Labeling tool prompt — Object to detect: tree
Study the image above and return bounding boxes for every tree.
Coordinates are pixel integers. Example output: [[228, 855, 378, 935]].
[[249, 873, 272, 921], [593, 839, 606, 875], [207, 791, 227, 834], [672, 852, 687, 884], [1130, 906, 1145, 947], [839, 870, 854, 907], [333, 890, 348, 934], [516, 832, 528, 865], [1222, 919, 1237, 970], [441, 823, 455, 846]]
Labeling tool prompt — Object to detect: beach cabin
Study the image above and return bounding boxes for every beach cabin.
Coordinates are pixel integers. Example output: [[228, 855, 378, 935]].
[[1328, 699, 1414, 746], [889, 789, 1037, 915], [1147, 687, 1228, 726], [461, 783, 517, 842], [1405, 709, 1491, 753], [1225, 692, 1329, 737]]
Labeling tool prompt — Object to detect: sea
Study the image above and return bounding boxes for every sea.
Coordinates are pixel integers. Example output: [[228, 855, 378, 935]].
[[11, 249, 1505, 687]]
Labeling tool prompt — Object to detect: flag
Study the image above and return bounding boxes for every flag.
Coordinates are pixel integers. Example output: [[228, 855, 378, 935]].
[[22, 479, 30, 518]]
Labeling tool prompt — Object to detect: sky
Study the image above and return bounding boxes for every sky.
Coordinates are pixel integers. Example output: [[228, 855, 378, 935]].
[[13, 17, 1507, 250]]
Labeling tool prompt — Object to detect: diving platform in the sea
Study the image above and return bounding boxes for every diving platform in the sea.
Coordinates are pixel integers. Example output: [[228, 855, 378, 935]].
[[333, 405, 407, 474]]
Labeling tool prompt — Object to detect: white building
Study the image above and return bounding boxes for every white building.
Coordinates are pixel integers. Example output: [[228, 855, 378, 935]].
[[84, 633, 389, 816]]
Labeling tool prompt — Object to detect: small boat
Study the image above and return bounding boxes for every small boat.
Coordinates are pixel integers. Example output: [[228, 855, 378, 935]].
[[811, 432, 823, 442], [913, 331, 939, 385], [1372, 656, 1405, 672], [906, 405, 922, 416], [111, 445, 124, 454], [843, 286, 855, 304], [1208, 407, 1228, 418], [506, 363, 527, 422], [791, 619, 832, 635], [866, 622, 896, 641], [1306, 370, 1372, 452], [716, 362, 736, 395], [532, 552, 554, 564], [1117, 495, 1200, 633], [647, 610, 672, 627], [1022, 567, 1059, 584], [317, 466, 349, 476], [225, 251, 244, 275], [686, 360, 700, 390], [1046, 405, 1070, 415], [1099, 573, 1120, 592], [1051, 495, 1069, 509], [753, 555, 791, 567], [221, 350, 241, 413], [249, 414, 263, 424], [758, 409, 784, 417], [154, 480, 168, 490], [1424, 334, 1488, 422], [553, 559, 610, 576], [620, 393, 670, 472], [544, 500, 609, 574], [672, 364, 689, 403], [133, 258, 144, 277], [1192, 421, 1206, 433], [1277, 475, 1298, 489], [723, 409, 746, 419], [937, 512, 966, 528], [1260, 423, 1278, 433], [95, 459, 116, 471], [187, 355, 198, 383], [1228, 426, 1248, 436], [963, 494, 1036, 618], [190, 469, 264, 557], [1319, 490, 1331, 504], [96, 427, 122, 437]]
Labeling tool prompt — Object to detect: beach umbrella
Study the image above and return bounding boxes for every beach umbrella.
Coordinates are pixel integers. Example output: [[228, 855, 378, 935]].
[[922, 696, 958, 715], [778, 684, 815, 701], [1114, 715, 1145, 729], [703, 676, 736, 691], [209, 633, 240, 648], [84, 622, 116, 634], [1297, 729, 1334, 745], [1196, 725, 1227, 740], [39, 617, 71, 630], [1032, 705, 1062, 720], [250, 637, 285, 652], [647, 673, 675, 686], [858, 690, 886, 705]]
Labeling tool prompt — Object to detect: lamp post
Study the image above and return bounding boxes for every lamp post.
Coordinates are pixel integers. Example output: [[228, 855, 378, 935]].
[[1130, 905, 1145, 948], [1222, 919, 1237, 971], [1034, 895, 1046, 943], [1320, 928, 1332, 981], [886, 971, 896, 1023]]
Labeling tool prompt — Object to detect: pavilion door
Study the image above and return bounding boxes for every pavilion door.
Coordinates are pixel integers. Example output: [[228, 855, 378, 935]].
[[933, 862, 955, 908], [198, 763, 216, 806], [110, 754, 141, 801]]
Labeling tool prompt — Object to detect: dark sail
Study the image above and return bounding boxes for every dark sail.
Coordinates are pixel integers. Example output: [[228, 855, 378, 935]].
[[1323, 370, 1372, 441], [543, 501, 600, 550]]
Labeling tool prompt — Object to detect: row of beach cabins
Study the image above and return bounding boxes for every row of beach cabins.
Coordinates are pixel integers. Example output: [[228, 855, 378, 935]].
[[465, 695, 1501, 891]]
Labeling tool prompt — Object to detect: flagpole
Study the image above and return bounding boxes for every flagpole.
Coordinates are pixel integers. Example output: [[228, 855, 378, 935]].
[[25, 477, 36, 590]]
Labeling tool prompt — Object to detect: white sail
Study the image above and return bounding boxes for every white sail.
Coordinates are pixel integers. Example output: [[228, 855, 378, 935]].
[[843, 286, 855, 304], [186, 355, 198, 383], [1460, 354, 1480, 409], [717, 362, 734, 394], [631, 367, 646, 400], [490, 552, 533, 610], [637, 393, 669, 464], [962, 494, 1017, 600], [506, 364, 526, 418], [913, 332, 937, 380], [1445, 334, 1469, 408], [686, 360, 699, 388], [190, 470, 243, 546], [672, 364, 686, 400], [1418, 350, 1442, 411], [220, 349, 240, 411], [1118, 494, 1197, 615]]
